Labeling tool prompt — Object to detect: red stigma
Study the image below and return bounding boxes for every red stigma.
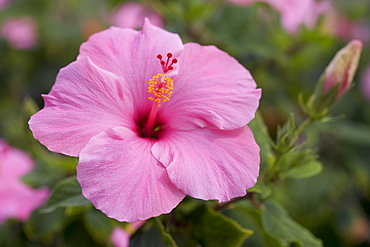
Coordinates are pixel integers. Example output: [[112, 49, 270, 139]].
[[157, 53, 178, 73]]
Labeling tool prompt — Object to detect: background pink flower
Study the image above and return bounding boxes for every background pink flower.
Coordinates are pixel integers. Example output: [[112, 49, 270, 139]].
[[110, 2, 163, 29], [111, 227, 130, 247], [29, 20, 261, 222], [321, 3, 370, 43], [1, 17, 38, 50], [230, 0, 329, 33], [0, 140, 49, 224], [110, 221, 145, 247], [0, 0, 10, 11]]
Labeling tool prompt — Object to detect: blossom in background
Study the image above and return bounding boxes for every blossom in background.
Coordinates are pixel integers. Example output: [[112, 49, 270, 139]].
[[111, 228, 130, 247], [321, 2, 370, 43], [230, 0, 328, 34], [29, 19, 261, 222], [361, 65, 370, 102], [0, 140, 49, 224], [111, 221, 145, 247], [110, 2, 163, 29], [1, 17, 38, 50], [322, 39, 363, 98], [0, 0, 10, 11]]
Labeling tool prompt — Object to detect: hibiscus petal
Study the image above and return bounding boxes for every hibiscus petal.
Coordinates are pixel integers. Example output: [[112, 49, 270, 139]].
[[0, 183, 49, 223], [29, 57, 134, 156], [160, 43, 261, 130], [78, 19, 184, 111], [77, 127, 185, 222], [152, 126, 260, 202], [0, 140, 33, 181]]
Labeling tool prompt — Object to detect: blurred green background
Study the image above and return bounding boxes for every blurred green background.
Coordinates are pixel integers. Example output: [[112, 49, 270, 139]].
[[0, 0, 369, 246]]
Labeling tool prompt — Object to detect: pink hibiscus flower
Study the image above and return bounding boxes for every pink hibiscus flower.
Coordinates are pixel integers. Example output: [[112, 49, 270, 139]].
[[0, 0, 10, 11], [29, 20, 261, 222], [321, 2, 370, 43], [230, 0, 328, 33], [110, 220, 145, 247], [110, 1, 163, 29], [111, 227, 130, 247], [1, 17, 37, 50], [0, 140, 49, 224]]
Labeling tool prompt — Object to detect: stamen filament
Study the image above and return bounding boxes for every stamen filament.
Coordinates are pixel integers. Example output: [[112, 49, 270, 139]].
[[144, 101, 159, 135], [143, 53, 177, 136]]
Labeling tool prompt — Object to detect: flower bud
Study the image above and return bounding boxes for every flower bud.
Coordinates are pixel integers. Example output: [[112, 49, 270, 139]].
[[301, 40, 363, 119], [323, 39, 363, 98]]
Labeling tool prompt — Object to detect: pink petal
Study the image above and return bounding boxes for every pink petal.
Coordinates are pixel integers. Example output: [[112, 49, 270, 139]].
[[110, 227, 130, 247], [110, 2, 163, 29], [29, 57, 135, 156], [0, 140, 33, 182], [0, 183, 49, 224], [152, 126, 260, 202], [0, 140, 49, 224], [78, 19, 183, 111], [77, 127, 185, 222], [159, 43, 261, 130]]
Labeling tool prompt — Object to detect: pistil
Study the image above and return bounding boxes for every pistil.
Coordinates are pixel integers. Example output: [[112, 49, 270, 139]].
[[144, 53, 177, 136]]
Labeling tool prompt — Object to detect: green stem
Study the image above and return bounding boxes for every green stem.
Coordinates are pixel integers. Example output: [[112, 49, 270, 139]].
[[264, 117, 315, 183], [296, 118, 315, 136]]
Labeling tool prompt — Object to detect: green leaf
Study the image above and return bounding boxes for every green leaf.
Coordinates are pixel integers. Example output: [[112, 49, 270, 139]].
[[261, 200, 323, 247], [21, 159, 63, 188], [40, 176, 91, 214], [130, 220, 174, 247], [0, 220, 26, 247], [284, 161, 323, 179], [223, 201, 283, 247], [188, 205, 253, 247], [83, 208, 115, 244], [24, 208, 70, 242], [248, 111, 274, 171], [333, 121, 370, 147], [155, 218, 178, 247], [247, 178, 271, 199]]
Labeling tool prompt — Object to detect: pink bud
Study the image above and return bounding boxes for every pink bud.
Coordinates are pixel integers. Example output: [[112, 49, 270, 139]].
[[323, 40, 363, 98]]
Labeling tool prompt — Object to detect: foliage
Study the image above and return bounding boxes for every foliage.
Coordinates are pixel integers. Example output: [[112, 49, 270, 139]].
[[1, 0, 370, 246]]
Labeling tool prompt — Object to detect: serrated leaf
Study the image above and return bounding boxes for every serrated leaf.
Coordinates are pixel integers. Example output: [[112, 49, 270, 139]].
[[284, 161, 323, 179], [40, 176, 91, 214], [188, 205, 253, 247], [261, 200, 323, 247]]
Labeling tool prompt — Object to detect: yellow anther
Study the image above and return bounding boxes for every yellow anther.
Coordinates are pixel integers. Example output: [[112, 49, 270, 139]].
[[147, 73, 173, 106]]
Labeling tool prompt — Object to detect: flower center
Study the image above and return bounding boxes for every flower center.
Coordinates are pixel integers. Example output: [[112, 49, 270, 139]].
[[142, 53, 177, 138]]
